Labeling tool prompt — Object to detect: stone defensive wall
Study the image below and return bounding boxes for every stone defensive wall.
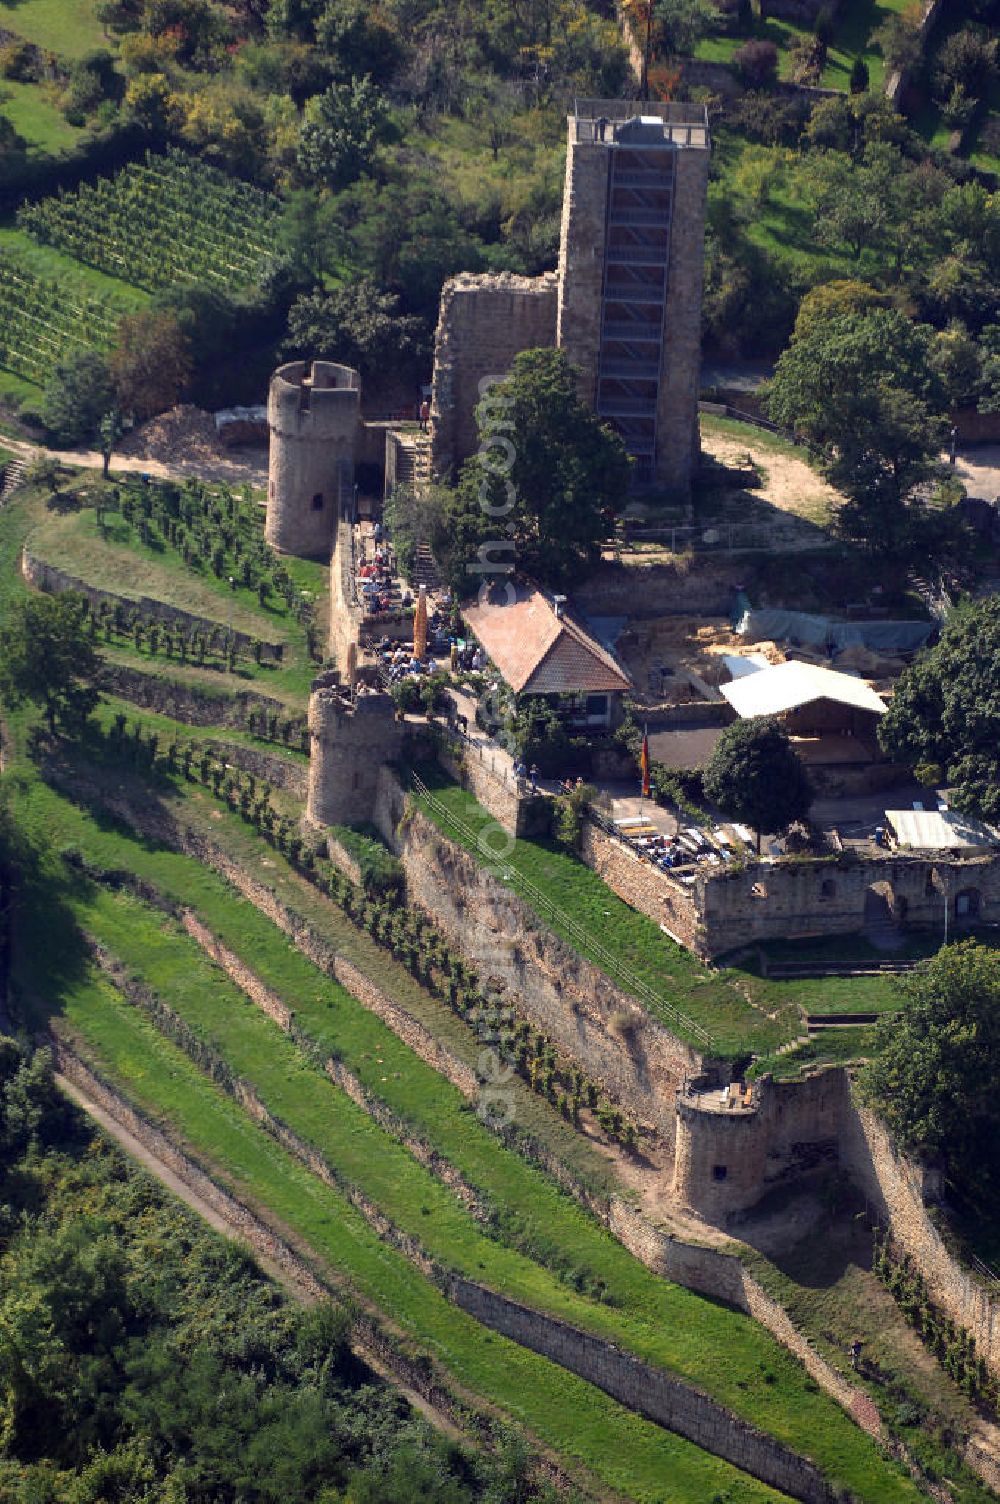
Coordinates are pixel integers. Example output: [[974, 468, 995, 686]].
[[433, 736, 550, 840], [22, 547, 284, 662], [841, 1104, 1000, 1377], [675, 1067, 1000, 1377], [572, 557, 746, 618], [580, 818, 1000, 958], [328, 515, 364, 679], [376, 783, 710, 1141], [429, 270, 558, 479], [377, 779, 1000, 1378]]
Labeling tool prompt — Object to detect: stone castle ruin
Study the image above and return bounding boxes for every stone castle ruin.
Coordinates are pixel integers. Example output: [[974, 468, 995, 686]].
[[265, 98, 712, 561], [257, 104, 1000, 1367], [430, 99, 710, 492]]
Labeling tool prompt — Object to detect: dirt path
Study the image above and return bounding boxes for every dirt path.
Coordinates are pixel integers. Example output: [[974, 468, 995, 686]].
[[56, 1070, 465, 1441], [4, 432, 267, 489], [700, 429, 840, 525]]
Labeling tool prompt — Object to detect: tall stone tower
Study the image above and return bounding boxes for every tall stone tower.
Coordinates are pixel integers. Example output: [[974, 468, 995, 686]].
[[556, 101, 710, 493], [306, 674, 403, 828], [266, 359, 360, 557]]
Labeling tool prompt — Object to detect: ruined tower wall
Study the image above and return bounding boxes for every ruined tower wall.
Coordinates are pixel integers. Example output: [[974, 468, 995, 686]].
[[655, 145, 710, 491], [429, 272, 558, 479], [267, 360, 360, 558], [306, 683, 404, 829], [555, 137, 610, 409]]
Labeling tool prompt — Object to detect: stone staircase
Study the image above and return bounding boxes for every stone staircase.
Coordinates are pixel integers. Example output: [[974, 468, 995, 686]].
[[395, 431, 433, 492], [410, 541, 441, 591], [0, 455, 28, 504]]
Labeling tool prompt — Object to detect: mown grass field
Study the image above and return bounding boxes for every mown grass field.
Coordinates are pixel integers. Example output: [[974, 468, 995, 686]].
[[49, 967, 786, 1504], [695, 0, 915, 91], [0, 0, 109, 58], [0, 77, 85, 153], [8, 767, 923, 1504]]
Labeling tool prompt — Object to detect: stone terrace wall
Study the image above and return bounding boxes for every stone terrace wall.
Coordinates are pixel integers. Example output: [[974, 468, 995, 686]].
[[580, 819, 702, 949], [430, 271, 558, 480], [98, 662, 288, 729], [451, 1279, 842, 1504], [841, 1103, 1000, 1377], [385, 798, 705, 1141], [572, 558, 745, 617], [23, 547, 283, 660]]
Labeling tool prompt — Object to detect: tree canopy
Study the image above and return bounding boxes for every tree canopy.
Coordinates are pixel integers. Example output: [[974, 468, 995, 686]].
[[40, 351, 115, 447], [702, 717, 813, 850], [0, 592, 101, 734], [878, 595, 1000, 817], [767, 305, 949, 553], [859, 941, 1000, 1210], [443, 348, 630, 595], [111, 309, 191, 420], [295, 74, 391, 190], [285, 276, 426, 383]]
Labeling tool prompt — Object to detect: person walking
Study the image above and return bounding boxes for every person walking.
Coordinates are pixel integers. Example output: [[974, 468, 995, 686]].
[[419, 399, 430, 432]]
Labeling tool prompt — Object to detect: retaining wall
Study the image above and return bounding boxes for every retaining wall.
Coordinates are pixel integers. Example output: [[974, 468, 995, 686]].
[[434, 742, 551, 840], [579, 819, 702, 950], [97, 662, 288, 729], [383, 797, 707, 1141], [50, 1036, 471, 1434], [23, 547, 283, 660], [450, 1279, 842, 1504], [841, 1103, 1000, 1376]]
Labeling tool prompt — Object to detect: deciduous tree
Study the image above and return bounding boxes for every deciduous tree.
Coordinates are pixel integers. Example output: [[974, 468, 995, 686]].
[[878, 596, 1000, 817], [285, 277, 426, 384], [111, 309, 191, 420], [40, 351, 115, 447], [859, 941, 1000, 1209], [295, 74, 391, 190], [768, 305, 948, 552], [702, 717, 812, 851], [445, 348, 629, 594], [0, 592, 101, 734]]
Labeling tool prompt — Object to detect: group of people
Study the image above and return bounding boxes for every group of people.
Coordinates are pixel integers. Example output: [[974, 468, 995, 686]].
[[449, 640, 487, 673], [358, 543, 397, 616], [513, 759, 541, 794], [375, 640, 436, 685]]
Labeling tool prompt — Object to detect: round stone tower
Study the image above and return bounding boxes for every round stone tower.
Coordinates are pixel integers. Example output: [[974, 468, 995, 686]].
[[266, 359, 361, 558], [306, 676, 404, 829]]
